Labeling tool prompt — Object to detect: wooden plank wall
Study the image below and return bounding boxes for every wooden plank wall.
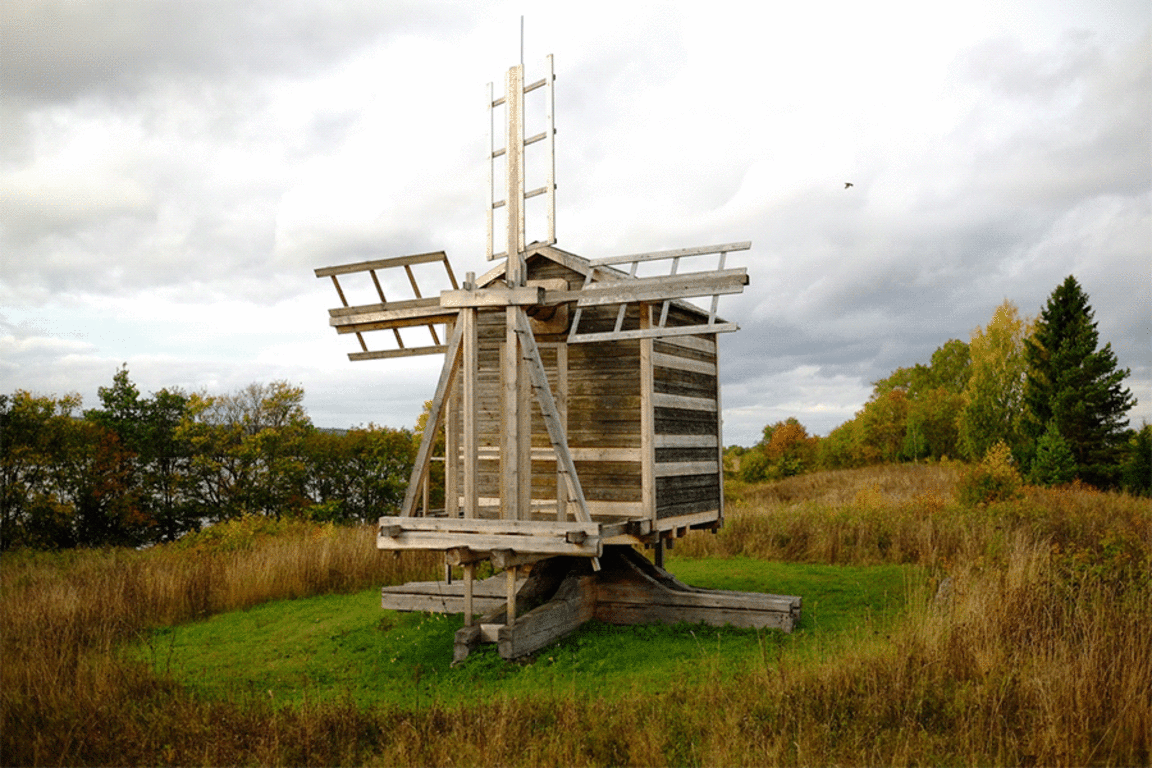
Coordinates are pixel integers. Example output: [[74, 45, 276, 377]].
[[651, 304, 721, 521], [446, 256, 644, 520]]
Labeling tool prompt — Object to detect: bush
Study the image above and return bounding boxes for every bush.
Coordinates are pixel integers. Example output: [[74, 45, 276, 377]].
[[956, 441, 1023, 506]]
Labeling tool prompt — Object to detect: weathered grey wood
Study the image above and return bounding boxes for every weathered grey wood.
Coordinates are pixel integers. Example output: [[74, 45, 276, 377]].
[[399, 320, 465, 517], [654, 460, 719, 477], [571, 269, 748, 308], [315, 250, 448, 277], [496, 573, 596, 659], [462, 306, 478, 519], [652, 392, 718, 412], [330, 303, 457, 330], [569, 323, 738, 344], [348, 345, 446, 361], [652, 352, 716, 375], [586, 241, 751, 267], [377, 531, 601, 556], [441, 285, 543, 308], [654, 434, 718, 448], [514, 308, 592, 523], [329, 296, 440, 317], [640, 305, 656, 522]]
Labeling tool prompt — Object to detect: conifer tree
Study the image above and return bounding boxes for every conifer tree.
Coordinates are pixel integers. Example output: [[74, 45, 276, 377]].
[[1024, 276, 1136, 487]]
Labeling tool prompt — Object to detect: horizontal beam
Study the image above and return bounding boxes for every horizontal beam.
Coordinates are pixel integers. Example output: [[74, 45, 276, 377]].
[[654, 434, 719, 448], [473, 446, 641, 462], [571, 269, 748, 308], [654, 461, 719, 477], [587, 242, 751, 268], [377, 531, 602, 557], [652, 393, 718, 412], [328, 296, 440, 318], [314, 250, 447, 278], [569, 323, 738, 344], [652, 352, 717, 375], [330, 304, 457, 330], [379, 516, 600, 536], [440, 286, 543, 308], [349, 346, 446, 361]]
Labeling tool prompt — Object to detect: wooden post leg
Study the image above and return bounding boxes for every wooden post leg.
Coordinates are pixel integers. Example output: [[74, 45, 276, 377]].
[[653, 539, 665, 569], [464, 563, 475, 627], [506, 566, 518, 625]]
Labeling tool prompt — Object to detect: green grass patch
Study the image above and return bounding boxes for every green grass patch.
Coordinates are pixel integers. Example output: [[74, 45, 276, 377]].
[[135, 556, 921, 709]]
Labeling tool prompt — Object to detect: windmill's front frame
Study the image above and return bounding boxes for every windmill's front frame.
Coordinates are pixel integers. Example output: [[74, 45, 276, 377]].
[[409, 244, 726, 552]]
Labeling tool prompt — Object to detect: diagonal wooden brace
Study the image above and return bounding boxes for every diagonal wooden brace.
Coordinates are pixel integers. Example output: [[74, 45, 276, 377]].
[[400, 319, 465, 517]]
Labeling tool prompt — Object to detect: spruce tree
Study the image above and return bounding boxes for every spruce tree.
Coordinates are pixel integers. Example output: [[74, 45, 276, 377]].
[[1024, 276, 1136, 487]]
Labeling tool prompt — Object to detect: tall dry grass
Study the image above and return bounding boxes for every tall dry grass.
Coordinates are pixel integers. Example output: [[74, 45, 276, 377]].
[[2, 469, 1149, 766], [0, 519, 439, 766]]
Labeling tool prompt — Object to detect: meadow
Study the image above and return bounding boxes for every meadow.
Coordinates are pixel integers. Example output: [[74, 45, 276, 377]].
[[2, 464, 1149, 766]]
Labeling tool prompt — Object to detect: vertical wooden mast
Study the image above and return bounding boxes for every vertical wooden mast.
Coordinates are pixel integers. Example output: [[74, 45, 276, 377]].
[[501, 63, 531, 524]]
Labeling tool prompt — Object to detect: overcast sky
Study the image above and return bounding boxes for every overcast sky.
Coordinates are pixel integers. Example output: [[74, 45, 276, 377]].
[[2, 0, 1149, 445]]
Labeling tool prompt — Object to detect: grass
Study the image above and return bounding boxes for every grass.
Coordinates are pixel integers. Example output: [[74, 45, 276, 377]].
[[135, 558, 918, 709], [2, 464, 1149, 766]]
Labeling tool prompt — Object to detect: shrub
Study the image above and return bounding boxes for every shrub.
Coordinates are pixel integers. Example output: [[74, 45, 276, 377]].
[[1028, 421, 1077, 487], [956, 441, 1023, 506]]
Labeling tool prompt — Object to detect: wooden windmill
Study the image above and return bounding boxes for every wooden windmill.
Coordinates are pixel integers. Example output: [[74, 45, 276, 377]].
[[316, 54, 800, 662]]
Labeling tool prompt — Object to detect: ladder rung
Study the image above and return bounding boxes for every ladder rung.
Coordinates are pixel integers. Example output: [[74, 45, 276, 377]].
[[524, 77, 547, 93], [524, 186, 549, 200], [492, 199, 506, 209], [492, 95, 505, 107], [492, 147, 506, 158], [525, 131, 548, 146]]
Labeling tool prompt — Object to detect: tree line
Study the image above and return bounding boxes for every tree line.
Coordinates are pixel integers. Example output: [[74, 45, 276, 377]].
[[733, 276, 1149, 494], [1, 370, 415, 550]]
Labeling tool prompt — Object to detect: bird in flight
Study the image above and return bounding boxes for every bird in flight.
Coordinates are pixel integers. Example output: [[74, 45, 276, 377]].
[[844, 182, 854, 189]]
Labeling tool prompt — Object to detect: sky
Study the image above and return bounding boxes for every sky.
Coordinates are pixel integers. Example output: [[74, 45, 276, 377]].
[[2, 0, 1149, 446]]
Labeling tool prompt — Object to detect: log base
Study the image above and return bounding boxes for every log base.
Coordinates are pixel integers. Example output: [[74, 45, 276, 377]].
[[381, 546, 801, 662]]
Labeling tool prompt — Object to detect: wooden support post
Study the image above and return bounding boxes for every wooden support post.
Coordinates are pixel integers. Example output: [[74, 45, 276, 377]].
[[462, 302, 478, 520], [640, 304, 655, 521], [501, 322, 521, 520], [464, 562, 475, 627], [506, 566, 518, 625], [501, 63, 530, 524]]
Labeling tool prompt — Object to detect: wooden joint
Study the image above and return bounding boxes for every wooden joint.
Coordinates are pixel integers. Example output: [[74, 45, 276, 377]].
[[445, 547, 487, 566], [380, 525, 402, 538], [565, 530, 587, 545]]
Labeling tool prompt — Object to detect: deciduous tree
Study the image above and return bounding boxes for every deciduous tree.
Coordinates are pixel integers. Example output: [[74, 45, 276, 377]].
[[958, 300, 1034, 461]]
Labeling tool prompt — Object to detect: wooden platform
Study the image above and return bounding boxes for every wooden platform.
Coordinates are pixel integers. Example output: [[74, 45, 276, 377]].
[[380, 546, 801, 661]]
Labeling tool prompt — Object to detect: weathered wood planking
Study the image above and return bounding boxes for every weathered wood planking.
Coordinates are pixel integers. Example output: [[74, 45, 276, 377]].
[[441, 547, 800, 661]]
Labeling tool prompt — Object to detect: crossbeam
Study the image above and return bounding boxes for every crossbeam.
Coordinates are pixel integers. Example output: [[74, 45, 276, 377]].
[[317, 250, 459, 360]]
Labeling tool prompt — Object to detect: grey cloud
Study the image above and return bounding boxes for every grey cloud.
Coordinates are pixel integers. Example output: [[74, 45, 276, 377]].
[[1, 0, 477, 104]]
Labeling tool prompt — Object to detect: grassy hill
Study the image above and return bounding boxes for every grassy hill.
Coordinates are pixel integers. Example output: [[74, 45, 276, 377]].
[[2, 464, 1148, 766]]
